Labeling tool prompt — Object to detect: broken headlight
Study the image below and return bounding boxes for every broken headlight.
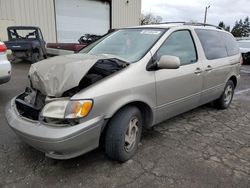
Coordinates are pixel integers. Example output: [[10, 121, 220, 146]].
[[41, 100, 93, 119]]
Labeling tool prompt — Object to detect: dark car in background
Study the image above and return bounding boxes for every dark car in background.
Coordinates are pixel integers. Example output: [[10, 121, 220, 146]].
[[4, 26, 47, 63], [46, 33, 108, 56]]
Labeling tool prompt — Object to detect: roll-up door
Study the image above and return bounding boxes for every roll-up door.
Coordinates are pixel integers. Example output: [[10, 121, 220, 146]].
[[55, 0, 110, 42]]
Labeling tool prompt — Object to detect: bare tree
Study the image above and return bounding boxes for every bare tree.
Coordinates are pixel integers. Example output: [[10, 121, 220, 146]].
[[140, 13, 163, 25]]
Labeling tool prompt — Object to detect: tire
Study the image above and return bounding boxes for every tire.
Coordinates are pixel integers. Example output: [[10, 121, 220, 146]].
[[30, 52, 40, 63], [105, 106, 142, 162], [214, 80, 235, 109], [31, 49, 44, 63]]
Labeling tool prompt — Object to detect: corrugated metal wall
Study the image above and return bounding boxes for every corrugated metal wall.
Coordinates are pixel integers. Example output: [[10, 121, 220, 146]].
[[0, 0, 56, 42], [111, 0, 141, 28], [0, 0, 141, 42]]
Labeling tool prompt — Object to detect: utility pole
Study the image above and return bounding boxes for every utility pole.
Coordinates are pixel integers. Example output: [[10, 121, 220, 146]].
[[204, 5, 210, 25]]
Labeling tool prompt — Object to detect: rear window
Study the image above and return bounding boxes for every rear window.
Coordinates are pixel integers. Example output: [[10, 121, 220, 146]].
[[221, 32, 240, 56], [195, 29, 228, 60]]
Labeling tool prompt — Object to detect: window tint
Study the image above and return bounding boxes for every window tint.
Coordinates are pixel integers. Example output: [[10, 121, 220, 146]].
[[195, 29, 228, 60], [221, 32, 240, 56], [157, 30, 197, 65]]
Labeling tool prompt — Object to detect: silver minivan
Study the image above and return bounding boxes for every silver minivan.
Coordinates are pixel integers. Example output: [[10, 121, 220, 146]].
[[6, 23, 241, 162]]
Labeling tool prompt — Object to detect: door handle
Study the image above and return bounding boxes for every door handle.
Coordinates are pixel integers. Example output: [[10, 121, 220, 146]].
[[194, 67, 202, 74], [205, 65, 213, 72]]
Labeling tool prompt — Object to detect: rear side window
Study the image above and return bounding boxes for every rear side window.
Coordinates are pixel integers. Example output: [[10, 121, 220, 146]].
[[221, 32, 240, 56], [195, 29, 228, 60], [157, 30, 197, 65]]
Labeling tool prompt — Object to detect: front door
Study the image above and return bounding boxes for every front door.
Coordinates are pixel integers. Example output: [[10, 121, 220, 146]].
[[154, 30, 203, 124]]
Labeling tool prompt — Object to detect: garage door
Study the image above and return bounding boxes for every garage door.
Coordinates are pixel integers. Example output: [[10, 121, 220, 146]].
[[55, 0, 110, 43]]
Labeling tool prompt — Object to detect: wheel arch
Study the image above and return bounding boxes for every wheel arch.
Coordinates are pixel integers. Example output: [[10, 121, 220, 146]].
[[228, 75, 237, 88], [99, 100, 154, 150], [107, 101, 154, 129]]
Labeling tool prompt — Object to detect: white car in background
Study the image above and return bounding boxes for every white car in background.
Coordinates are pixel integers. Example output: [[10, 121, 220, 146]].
[[0, 41, 11, 85], [238, 40, 250, 64]]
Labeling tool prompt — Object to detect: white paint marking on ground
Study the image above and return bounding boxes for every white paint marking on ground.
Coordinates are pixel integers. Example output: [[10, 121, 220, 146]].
[[240, 69, 250, 74], [235, 88, 250, 95]]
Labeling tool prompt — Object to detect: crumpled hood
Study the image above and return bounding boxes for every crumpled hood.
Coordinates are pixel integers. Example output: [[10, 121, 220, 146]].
[[29, 53, 116, 97]]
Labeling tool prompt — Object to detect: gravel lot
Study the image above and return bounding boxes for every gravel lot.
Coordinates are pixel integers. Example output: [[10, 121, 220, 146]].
[[0, 62, 249, 188]]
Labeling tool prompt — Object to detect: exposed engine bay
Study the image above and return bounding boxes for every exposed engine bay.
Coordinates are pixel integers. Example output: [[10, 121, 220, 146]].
[[15, 55, 129, 121], [63, 58, 128, 97]]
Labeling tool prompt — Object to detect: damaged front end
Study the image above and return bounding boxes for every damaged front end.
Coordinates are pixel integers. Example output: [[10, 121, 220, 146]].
[[15, 87, 46, 120], [15, 54, 128, 124]]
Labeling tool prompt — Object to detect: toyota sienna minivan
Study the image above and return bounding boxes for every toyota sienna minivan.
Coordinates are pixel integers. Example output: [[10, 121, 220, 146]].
[[6, 23, 241, 162]]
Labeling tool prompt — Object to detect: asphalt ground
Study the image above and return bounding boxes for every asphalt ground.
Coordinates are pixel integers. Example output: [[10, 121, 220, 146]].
[[0, 62, 249, 188]]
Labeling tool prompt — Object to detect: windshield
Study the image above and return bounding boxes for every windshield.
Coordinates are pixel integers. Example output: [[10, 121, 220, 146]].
[[81, 29, 165, 62], [238, 41, 250, 48]]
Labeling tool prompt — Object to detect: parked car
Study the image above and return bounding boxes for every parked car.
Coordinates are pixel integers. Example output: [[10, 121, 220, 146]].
[[0, 42, 11, 85], [4, 26, 47, 63], [46, 33, 108, 56], [238, 39, 250, 64], [5, 23, 241, 162]]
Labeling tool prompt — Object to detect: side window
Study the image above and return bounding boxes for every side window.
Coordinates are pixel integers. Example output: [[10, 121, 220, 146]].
[[157, 30, 197, 65], [195, 29, 228, 60], [221, 32, 240, 56]]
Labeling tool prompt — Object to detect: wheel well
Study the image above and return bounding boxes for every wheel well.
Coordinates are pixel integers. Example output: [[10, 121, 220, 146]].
[[229, 76, 237, 87], [110, 102, 154, 129], [32, 48, 39, 53], [99, 101, 154, 147], [129, 101, 153, 128]]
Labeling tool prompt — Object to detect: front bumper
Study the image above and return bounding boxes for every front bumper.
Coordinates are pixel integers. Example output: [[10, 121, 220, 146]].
[[5, 99, 104, 159]]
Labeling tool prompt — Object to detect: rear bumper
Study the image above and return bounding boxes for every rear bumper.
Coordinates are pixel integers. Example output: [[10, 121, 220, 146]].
[[0, 59, 11, 84], [5, 98, 105, 159]]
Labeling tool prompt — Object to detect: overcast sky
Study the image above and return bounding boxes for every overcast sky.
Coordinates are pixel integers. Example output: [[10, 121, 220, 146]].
[[142, 0, 249, 28]]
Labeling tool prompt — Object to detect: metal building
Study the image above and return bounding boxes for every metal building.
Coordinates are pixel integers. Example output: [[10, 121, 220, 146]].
[[0, 0, 141, 42]]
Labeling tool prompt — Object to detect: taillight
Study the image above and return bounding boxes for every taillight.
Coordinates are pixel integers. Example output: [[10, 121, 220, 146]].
[[240, 56, 243, 65], [0, 43, 7, 53]]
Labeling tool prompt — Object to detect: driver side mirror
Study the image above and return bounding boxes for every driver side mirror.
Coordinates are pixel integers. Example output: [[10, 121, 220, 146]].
[[157, 55, 180, 69]]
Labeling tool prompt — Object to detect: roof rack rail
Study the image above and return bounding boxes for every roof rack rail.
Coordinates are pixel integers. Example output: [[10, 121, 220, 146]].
[[160, 21, 186, 24], [159, 21, 224, 30], [184, 22, 224, 30]]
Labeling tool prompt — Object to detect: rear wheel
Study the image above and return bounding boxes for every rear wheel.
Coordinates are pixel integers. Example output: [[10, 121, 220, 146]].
[[31, 52, 40, 63], [214, 80, 235, 109], [105, 106, 142, 162], [31, 49, 44, 63]]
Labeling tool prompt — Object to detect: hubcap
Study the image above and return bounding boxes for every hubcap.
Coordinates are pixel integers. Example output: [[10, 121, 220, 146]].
[[224, 85, 233, 105], [124, 117, 139, 152]]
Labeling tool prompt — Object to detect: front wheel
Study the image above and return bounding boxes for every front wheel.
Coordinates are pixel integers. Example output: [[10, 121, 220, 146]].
[[214, 80, 235, 109], [105, 106, 142, 162]]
